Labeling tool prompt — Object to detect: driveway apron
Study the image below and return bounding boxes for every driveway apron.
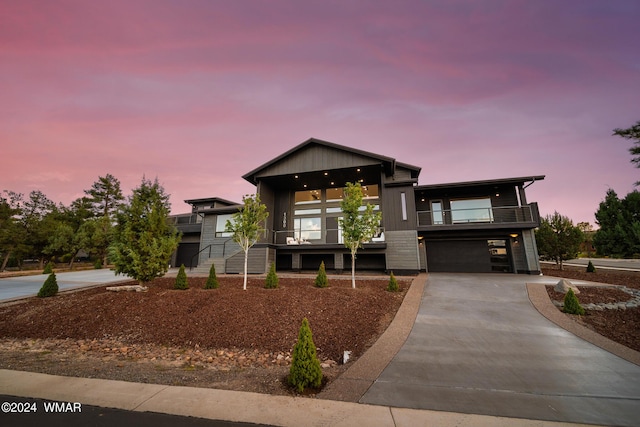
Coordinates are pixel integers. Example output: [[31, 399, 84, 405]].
[[360, 273, 640, 426]]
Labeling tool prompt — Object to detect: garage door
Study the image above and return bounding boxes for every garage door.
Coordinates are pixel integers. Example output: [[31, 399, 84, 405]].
[[426, 240, 493, 273]]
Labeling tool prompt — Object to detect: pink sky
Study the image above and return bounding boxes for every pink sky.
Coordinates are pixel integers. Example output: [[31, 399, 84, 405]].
[[1, 1, 638, 225]]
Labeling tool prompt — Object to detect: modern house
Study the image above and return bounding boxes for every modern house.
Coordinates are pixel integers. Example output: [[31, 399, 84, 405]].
[[171, 138, 544, 275]]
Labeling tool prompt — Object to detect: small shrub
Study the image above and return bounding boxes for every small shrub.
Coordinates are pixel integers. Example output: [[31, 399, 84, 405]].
[[563, 288, 585, 315], [315, 261, 328, 288], [265, 262, 278, 289], [43, 261, 54, 274], [586, 261, 596, 273], [387, 271, 399, 292], [94, 258, 103, 269], [288, 318, 323, 393], [174, 264, 189, 290], [204, 263, 219, 289], [38, 272, 58, 298]]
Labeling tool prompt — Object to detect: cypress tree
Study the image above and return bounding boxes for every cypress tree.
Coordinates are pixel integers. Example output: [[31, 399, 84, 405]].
[[174, 264, 188, 290], [586, 261, 596, 273], [204, 263, 219, 289], [387, 271, 399, 292], [38, 272, 58, 298], [315, 261, 328, 288], [265, 262, 278, 289], [288, 318, 323, 393], [563, 289, 585, 315]]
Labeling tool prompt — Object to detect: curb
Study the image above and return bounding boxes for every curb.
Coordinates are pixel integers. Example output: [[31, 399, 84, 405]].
[[527, 282, 640, 366]]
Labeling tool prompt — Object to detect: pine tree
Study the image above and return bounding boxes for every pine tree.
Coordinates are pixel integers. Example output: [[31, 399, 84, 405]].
[[38, 272, 58, 297], [288, 318, 323, 393], [265, 262, 278, 289], [387, 271, 399, 292], [586, 261, 596, 273], [563, 289, 585, 315], [109, 177, 181, 286], [204, 263, 219, 289], [174, 264, 188, 290], [315, 261, 328, 288]]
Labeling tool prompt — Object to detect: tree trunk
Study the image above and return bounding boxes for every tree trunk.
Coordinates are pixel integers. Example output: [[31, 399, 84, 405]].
[[1, 250, 11, 272], [351, 250, 356, 289], [243, 248, 248, 291]]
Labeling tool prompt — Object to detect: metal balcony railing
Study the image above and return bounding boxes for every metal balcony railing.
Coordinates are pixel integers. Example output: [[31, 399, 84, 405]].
[[417, 205, 535, 227]]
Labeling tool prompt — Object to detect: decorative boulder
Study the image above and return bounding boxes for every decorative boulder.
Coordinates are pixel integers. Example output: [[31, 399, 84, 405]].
[[554, 278, 580, 295]]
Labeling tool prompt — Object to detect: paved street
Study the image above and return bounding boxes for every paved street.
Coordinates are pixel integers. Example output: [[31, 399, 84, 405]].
[[360, 273, 640, 426], [561, 258, 640, 271], [0, 270, 130, 302]]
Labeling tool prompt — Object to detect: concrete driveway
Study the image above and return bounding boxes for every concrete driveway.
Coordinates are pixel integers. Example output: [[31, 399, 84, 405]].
[[0, 270, 130, 302], [360, 273, 640, 426]]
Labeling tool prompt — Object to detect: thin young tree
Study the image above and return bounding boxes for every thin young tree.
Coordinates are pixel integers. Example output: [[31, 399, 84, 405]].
[[225, 194, 269, 291], [339, 182, 382, 288]]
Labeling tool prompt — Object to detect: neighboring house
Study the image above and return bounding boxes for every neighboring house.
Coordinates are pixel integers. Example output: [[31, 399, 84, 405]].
[[171, 138, 544, 275]]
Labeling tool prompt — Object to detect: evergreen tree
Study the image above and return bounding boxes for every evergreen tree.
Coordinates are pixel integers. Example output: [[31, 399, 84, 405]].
[[175, 264, 188, 290], [563, 289, 585, 315], [204, 263, 219, 289], [613, 120, 640, 186], [265, 262, 278, 289], [315, 261, 328, 288], [586, 261, 596, 273], [288, 318, 323, 393], [109, 177, 181, 286], [43, 261, 54, 274], [38, 272, 58, 298], [339, 182, 382, 288], [387, 271, 399, 292], [593, 189, 640, 257]]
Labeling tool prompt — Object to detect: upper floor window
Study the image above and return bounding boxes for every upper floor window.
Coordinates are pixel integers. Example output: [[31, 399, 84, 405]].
[[450, 198, 493, 223], [295, 189, 321, 204], [216, 214, 234, 237]]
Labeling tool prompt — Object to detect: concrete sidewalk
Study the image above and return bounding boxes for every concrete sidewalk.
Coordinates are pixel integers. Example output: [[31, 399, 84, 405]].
[[0, 369, 590, 427]]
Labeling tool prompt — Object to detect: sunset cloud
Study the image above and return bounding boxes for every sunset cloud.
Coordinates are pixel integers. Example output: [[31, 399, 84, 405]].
[[1, 0, 638, 223]]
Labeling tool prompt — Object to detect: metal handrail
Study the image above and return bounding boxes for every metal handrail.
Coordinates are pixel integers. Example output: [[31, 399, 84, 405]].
[[189, 244, 211, 270], [416, 205, 533, 227]]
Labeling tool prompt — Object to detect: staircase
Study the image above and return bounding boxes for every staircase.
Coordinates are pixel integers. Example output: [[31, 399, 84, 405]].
[[190, 238, 242, 275], [192, 257, 226, 275]]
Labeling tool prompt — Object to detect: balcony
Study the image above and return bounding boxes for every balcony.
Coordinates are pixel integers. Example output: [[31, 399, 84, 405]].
[[269, 228, 386, 247], [417, 204, 539, 231], [170, 213, 202, 233]]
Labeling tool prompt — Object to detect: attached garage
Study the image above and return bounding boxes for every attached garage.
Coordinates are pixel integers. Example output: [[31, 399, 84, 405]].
[[425, 239, 512, 273]]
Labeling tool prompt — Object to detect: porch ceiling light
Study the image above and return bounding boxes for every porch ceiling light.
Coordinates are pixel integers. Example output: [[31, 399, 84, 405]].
[[510, 233, 518, 238]]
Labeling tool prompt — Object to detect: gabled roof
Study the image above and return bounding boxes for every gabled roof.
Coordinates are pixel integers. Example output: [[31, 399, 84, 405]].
[[242, 137, 421, 185], [415, 175, 545, 191]]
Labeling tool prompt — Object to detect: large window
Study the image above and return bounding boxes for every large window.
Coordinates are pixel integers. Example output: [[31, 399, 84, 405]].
[[215, 214, 234, 237], [450, 198, 493, 223], [295, 189, 321, 204], [294, 217, 321, 241]]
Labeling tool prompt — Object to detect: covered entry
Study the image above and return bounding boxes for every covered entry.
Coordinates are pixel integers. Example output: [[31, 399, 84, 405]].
[[425, 239, 512, 273]]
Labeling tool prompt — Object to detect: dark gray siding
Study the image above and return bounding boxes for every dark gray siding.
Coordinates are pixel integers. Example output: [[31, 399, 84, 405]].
[[385, 230, 420, 272], [382, 184, 417, 231], [255, 144, 380, 178], [226, 247, 268, 274]]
